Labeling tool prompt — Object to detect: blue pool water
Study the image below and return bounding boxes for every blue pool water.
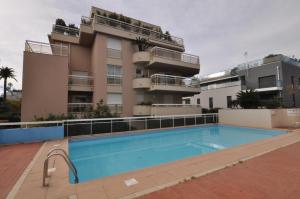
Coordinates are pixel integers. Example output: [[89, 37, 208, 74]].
[[69, 125, 285, 183]]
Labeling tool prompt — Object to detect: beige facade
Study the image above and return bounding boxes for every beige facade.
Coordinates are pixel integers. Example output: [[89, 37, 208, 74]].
[[21, 6, 201, 121]]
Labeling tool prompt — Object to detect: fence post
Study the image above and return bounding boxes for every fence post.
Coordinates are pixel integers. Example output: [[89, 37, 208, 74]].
[[194, 115, 196, 126], [145, 118, 148, 129], [173, 116, 175, 128], [111, 120, 113, 133], [184, 116, 186, 126], [90, 120, 93, 135], [129, 119, 131, 131], [159, 117, 162, 129]]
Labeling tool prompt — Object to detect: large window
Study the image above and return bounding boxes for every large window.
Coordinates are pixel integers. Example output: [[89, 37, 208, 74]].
[[258, 75, 276, 88], [107, 38, 122, 59], [227, 96, 232, 108], [107, 64, 122, 85], [209, 97, 213, 109]]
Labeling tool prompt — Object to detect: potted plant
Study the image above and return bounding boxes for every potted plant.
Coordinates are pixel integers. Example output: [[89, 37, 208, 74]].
[[67, 24, 79, 36], [135, 37, 149, 51], [55, 18, 66, 33], [108, 12, 119, 27]]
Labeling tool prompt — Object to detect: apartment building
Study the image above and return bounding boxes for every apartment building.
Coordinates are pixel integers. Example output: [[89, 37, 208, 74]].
[[190, 54, 300, 109], [21, 6, 201, 121]]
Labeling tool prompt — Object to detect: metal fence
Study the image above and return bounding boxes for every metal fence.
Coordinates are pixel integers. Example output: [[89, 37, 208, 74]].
[[68, 103, 93, 113], [151, 74, 200, 88], [151, 47, 199, 65], [68, 75, 94, 88], [52, 25, 80, 37], [25, 40, 69, 56], [64, 113, 218, 137], [93, 15, 184, 47], [0, 121, 63, 130]]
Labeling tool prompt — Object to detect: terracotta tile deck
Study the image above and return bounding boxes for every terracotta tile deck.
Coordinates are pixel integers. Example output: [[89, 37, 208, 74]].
[[0, 142, 42, 199], [140, 138, 300, 199], [12, 129, 300, 199]]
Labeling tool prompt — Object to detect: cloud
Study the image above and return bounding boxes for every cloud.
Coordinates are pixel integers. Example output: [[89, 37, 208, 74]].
[[0, 0, 300, 89]]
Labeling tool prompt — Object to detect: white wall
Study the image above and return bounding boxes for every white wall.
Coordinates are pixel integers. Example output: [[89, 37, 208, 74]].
[[194, 85, 241, 109]]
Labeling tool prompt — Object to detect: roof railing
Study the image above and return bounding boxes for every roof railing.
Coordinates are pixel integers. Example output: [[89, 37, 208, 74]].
[[52, 25, 80, 37], [25, 40, 69, 56]]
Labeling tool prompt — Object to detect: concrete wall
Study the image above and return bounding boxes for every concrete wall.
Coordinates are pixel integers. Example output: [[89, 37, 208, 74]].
[[70, 44, 91, 73], [196, 85, 241, 109], [21, 52, 69, 121], [219, 108, 300, 129], [0, 126, 64, 144]]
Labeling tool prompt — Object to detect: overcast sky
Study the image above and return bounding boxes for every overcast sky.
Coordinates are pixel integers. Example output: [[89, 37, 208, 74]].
[[0, 0, 300, 90]]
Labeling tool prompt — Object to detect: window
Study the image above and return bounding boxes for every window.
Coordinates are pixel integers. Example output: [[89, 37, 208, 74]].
[[209, 97, 213, 109], [184, 98, 191, 104], [227, 96, 232, 108], [197, 98, 201, 105], [258, 75, 276, 88], [107, 65, 122, 85], [107, 38, 122, 58], [291, 76, 294, 89], [107, 93, 122, 105]]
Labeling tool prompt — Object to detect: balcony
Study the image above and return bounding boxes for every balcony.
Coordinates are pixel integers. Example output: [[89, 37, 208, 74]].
[[133, 78, 151, 89], [150, 74, 200, 93], [200, 81, 241, 91], [68, 75, 94, 92], [68, 103, 93, 113], [91, 15, 184, 51], [133, 104, 202, 116], [50, 25, 80, 44], [133, 47, 200, 75], [25, 40, 69, 56]]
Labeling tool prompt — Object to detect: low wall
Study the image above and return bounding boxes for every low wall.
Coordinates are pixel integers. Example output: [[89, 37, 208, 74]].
[[219, 109, 300, 129], [0, 126, 64, 144]]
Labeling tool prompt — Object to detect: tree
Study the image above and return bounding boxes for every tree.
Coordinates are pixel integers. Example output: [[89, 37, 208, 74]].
[[92, 99, 113, 118], [236, 89, 260, 109], [135, 37, 149, 51], [0, 67, 17, 101]]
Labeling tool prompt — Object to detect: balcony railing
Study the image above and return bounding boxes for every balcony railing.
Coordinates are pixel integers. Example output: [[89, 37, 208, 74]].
[[52, 25, 80, 37], [93, 15, 184, 47], [25, 40, 69, 56], [152, 104, 201, 107], [107, 104, 123, 115], [107, 75, 122, 85], [68, 75, 93, 87], [81, 16, 93, 26], [151, 74, 200, 88], [200, 81, 241, 91], [68, 103, 93, 113], [151, 47, 199, 65], [107, 48, 122, 59]]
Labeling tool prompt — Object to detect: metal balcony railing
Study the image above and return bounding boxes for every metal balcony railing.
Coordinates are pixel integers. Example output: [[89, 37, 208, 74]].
[[68, 75, 93, 87], [93, 15, 184, 47], [52, 25, 80, 37], [68, 103, 93, 113], [107, 104, 123, 115], [151, 74, 200, 88], [151, 47, 199, 65], [152, 104, 201, 107], [25, 40, 69, 56], [107, 75, 122, 85], [200, 81, 241, 91]]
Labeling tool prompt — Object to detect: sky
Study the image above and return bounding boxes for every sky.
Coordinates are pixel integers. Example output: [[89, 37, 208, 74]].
[[0, 0, 300, 90]]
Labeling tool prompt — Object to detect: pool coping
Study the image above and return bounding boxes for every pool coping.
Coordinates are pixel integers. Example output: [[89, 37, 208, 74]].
[[12, 126, 300, 199]]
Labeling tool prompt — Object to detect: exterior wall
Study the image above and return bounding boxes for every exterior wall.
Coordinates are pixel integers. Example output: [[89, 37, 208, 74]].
[[122, 40, 136, 116], [281, 63, 300, 107], [196, 85, 241, 109], [91, 34, 107, 105], [70, 45, 91, 73], [151, 106, 202, 116], [21, 52, 68, 121], [219, 109, 273, 128], [219, 108, 300, 128]]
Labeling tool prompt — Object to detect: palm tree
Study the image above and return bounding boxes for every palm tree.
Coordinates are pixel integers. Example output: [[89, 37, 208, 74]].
[[236, 89, 260, 109], [0, 67, 17, 101]]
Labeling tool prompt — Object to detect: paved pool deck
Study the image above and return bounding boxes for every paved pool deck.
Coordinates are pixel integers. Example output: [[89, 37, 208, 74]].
[[7, 128, 300, 199], [140, 137, 300, 199], [0, 142, 42, 199]]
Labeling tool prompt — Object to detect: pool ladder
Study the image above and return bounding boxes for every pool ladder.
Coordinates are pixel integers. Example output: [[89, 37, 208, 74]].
[[43, 145, 79, 187]]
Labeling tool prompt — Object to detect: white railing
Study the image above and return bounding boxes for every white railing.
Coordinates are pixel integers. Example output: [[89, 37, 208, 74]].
[[151, 74, 200, 88], [201, 81, 241, 91], [25, 40, 69, 56], [151, 47, 199, 65], [152, 104, 201, 107], [68, 75, 94, 87], [68, 103, 93, 113], [93, 15, 184, 47], [107, 75, 122, 85], [81, 16, 93, 26], [52, 25, 80, 37], [0, 120, 63, 129], [64, 113, 218, 136], [107, 48, 122, 59]]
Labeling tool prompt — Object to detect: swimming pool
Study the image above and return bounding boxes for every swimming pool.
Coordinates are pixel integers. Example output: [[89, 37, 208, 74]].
[[69, 125, 285, 183]]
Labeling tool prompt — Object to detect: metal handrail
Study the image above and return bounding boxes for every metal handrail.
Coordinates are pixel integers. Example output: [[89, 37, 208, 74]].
[[43, 148, 79, 186]]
